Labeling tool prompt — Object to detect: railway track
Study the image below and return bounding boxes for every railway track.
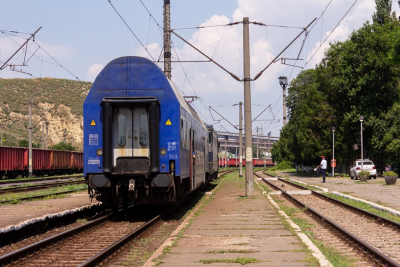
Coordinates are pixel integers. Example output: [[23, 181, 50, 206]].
[[0, 206, 164, 266], [0, 175, 83, 185], [255, 171, 400, 266], [0, 170, 231, 266], [0, 187, 87, 205], [0, 179, 85, 195]]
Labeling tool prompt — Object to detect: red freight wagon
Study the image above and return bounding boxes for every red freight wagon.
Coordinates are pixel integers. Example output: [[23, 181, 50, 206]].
[[71, 151, 83, 171], [32, 149, 51, 176], [0, 146, 27, 178], [51, 150, 72, 173]]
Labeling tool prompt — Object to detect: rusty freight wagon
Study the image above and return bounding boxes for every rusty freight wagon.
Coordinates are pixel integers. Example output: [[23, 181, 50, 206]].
[[0, 146, 83, 179]]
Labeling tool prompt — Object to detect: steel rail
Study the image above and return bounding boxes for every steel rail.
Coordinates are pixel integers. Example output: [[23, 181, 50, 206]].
[[0, 188, 86, 204], [256, 173, 400, 267], [265, 173, 400, 231], [0, 174, 83, 185], [79, 213, 164, 266], [81, 170, 232, 266], [0, 179, 85, 195], [0, 211, 113, 266]]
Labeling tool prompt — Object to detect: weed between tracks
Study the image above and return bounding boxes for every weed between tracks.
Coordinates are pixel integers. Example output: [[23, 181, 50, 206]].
[[270, 194, 358, 266], [0, 184, 87, 205], [324, 193, 400, 224], [199, 257, 262, 265]]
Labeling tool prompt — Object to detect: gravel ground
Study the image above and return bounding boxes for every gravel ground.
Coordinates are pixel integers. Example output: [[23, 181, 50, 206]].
[[279, 172, 400, 211], [0, 192, 98, 229]]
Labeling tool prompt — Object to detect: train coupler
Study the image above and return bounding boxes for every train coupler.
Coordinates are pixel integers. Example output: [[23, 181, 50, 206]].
[[129, 179, 135, 191]]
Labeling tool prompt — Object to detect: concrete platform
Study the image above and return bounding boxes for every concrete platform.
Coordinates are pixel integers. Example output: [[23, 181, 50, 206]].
[[149, 176, 325, 267]]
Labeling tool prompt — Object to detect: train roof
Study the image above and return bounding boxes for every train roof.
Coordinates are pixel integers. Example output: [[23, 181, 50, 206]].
[[88, 56, 206, 129]]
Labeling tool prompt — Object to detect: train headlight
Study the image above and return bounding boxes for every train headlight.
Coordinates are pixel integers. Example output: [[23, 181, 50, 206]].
[[160, 148, 167, 156], [96, 148, 103, 156]]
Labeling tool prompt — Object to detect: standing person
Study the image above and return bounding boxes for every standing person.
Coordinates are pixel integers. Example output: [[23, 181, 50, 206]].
[[318, 156, 327, 183]]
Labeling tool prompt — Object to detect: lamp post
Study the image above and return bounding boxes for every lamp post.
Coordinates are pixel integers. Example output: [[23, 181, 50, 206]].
[[278, 76, 288, 127], [359, 116, 364, 171], [331, 127, 335, 177]]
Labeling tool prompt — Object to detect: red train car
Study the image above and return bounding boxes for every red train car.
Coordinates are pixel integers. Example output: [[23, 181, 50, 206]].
[[71, 151, 83, 172], [0, 146, 26, 178], [32, 149, 52, 176], [51, 150, 72, 173], [0, 145, 83, 179]]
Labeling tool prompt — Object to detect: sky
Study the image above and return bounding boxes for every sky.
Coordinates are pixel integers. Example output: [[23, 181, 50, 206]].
[[1, 0, 398, 138]]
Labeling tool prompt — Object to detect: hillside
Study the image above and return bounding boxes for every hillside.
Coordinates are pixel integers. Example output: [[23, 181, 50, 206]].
[[0, 78, 92, 151]]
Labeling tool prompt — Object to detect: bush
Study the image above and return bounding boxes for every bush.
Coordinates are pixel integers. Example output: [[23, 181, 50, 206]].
[[358, 170, 370, 176], [271, 161, 294, 170], [383, 171, 397, 177]]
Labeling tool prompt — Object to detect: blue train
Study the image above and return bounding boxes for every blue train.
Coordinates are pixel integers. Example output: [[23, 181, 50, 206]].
[[83, 56, 219, 210]]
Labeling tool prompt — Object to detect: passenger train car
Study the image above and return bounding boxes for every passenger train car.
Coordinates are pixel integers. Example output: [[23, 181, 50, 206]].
[[83, 56, 219, 209]]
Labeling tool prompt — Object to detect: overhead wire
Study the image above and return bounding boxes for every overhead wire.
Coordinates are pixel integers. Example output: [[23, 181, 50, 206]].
[[304, 0, 358, 68], [1, 31, 79, 79], [107, 0, 158, 65]]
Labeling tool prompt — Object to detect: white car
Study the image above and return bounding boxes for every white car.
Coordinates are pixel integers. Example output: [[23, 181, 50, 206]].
[[350, 159, 377, 179]]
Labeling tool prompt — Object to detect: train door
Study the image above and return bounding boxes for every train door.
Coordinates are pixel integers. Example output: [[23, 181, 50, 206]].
[[190, 129, 195, 190], [112, 107, 149, 167]]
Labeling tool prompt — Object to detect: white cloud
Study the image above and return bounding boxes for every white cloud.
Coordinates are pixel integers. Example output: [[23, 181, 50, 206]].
[[86, 63, 104, 82], [164, 0, 377, 136]]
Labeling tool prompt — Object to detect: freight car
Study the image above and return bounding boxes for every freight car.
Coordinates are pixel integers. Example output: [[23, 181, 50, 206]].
[[0, 146, 83, 178], [219, 158, 273, 168], [83, 56, 219, 211]]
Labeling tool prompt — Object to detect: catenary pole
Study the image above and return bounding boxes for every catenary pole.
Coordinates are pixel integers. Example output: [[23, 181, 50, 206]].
[[28, 102, 32, 178], [239, 102, 243, 177], [163, 0, 171, 79], [243, 17, 253, 197], [256, 126, 259, 159], [45, 122, 49, 149], [225, 140, 227, 168], [42, 123, 45, 148]]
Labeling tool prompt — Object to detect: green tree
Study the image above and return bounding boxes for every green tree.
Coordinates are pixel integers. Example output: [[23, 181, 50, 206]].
[[52, 142, 77, 151], [372, 0, 392, 26]]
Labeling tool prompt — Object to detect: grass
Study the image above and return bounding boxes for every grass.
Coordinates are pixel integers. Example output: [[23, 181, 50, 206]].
[[205, 249, 259, 254], [0, 184, 87, 204], [310, 238, 358, 267], [0, 173, 83, 182], [273, 196, 359, 266], [198, 258, 262, 265], [324, 193, 400, 224]]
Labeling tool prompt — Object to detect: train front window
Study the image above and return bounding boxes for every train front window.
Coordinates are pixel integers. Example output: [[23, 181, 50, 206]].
[[117, 114, 126, 146], [139, 113, 149, 146]]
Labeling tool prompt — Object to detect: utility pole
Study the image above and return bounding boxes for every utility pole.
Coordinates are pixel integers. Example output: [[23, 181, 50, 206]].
[[239, 102, 243, 177], [28, 102, 33, 178], [45, 122, 49, 149], [225, 140, 227, 168], [256, 126, 259, 159], [264, 131, 266, 168], [42, 123, 45, 148], [163, 0, 171, 79], [278, 76, 288, 127], [235, 146, 237, 169], [243, 17, 253, 197], [268, 132, 271, 160]]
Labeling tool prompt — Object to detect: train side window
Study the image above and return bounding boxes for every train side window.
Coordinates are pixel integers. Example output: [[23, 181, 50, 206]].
[[139, 114, 149, 146], [117, 114, 126, 146]]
